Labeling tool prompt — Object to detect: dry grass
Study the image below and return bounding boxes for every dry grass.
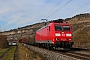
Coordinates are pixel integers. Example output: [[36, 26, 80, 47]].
[[18, 44, 46, 60]]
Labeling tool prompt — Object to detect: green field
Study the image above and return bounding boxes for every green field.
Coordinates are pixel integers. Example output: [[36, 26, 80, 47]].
[[1, 46, 16, 60]]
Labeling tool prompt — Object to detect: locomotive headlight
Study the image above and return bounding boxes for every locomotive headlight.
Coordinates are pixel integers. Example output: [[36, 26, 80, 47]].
[[56, 38, 59, 40], [55, 33, 61, 36], [68, 38, 71, 40], [66, 34, 72, 36]]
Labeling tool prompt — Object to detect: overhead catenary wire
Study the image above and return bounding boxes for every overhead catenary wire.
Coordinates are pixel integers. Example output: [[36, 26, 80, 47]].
[[67, 1, 90, 17], [46, 0, 73, 18], [47, 0, 62, 16]]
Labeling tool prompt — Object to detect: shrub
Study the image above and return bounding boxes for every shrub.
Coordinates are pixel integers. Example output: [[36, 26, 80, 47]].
[[0, 35, 8, 49]]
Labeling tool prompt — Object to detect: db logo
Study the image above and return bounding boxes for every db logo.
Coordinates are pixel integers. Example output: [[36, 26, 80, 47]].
[[62, 34, 65, 36]]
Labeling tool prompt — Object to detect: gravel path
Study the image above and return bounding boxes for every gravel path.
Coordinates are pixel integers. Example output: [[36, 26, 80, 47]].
[[23, 44, 80, 60]]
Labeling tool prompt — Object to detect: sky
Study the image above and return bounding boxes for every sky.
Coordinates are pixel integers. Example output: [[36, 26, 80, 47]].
[[0, 0, 90, 31]]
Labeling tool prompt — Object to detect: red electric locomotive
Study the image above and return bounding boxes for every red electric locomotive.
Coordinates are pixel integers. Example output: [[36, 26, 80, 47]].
[[35, 19, 74, 49]]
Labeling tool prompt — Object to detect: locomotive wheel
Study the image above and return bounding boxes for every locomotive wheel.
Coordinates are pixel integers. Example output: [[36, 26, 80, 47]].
[[52, 47, 57, 50], [38, 43, 41, 48], [46, 44, 55, 50], [46, 44, 51, 50]]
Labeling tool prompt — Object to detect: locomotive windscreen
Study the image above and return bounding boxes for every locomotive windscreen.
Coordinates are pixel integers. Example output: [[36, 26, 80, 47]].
[[63, 26, 70, 31], [55, 25, 70, 31], [55, 25, 62, 31]]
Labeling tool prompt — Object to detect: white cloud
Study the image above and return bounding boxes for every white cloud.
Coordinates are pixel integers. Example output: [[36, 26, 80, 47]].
[[0, 0, 55, 25], [0, 0, 90, 30]]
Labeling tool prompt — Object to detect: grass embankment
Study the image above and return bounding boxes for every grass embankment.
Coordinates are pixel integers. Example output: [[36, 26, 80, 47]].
[[1, 46, 16, 60], [18, 44, 46, 60], [0, 48, 9, 58]]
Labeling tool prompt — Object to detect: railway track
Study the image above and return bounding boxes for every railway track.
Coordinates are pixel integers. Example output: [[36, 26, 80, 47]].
[[23, 44, 90, 60], [63, 51, 90, 60], [53, 48, 90, 60], [36, 45, 90, 60]]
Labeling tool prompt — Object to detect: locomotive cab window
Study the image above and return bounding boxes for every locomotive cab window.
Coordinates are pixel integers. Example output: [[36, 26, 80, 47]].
[[63, 26, 70, 31], [55, 25, 62, 31]]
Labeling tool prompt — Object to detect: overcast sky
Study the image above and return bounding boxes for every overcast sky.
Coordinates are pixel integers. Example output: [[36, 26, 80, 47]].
[[0, 0, 90, 31]]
